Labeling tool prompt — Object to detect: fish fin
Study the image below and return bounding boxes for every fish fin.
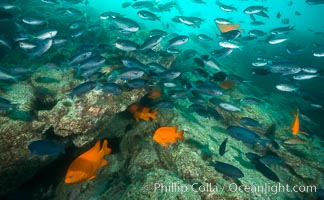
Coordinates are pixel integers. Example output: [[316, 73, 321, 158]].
[[94, 140, 101, 152], [102, 139, 111, 155], [177, 130, 184, 140], [100, 159, 108, 167], [88, 175, 96, 180], [299, 131, 309, 136]]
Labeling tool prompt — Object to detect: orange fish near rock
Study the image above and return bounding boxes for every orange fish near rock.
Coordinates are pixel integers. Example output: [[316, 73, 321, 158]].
[[128, 103, 158, 121], [290, 109, 308, 136], [65, 140, 111, 184], [153, 126, 184, 147]]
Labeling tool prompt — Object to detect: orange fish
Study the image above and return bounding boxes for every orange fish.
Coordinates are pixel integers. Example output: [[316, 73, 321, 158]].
[[65, 140, 111, 184], [220, 80, 235, 89], [290, 109, 309, 136], [147, 88, 161, 99], [153, 126, 184, 147], [290, 109, 300, 135], [216, 23, 243, 33], [128, 103, 158, 121]]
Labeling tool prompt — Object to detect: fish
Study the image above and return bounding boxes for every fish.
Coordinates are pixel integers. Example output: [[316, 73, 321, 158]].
[[137, 10, 160, 21], [65, 140, 111, 184], [69, 81, 97, 98], [128, 103, 158, 121], [29, 39, 53, 57], [216, 1, 237, 12], [78, 56, 106, 70], [28, 139, 65, 157], [281, 18, 290, 24], [127, 78, 147, 89], [140, 35, 163, 51], [219, 138, 228, 156], [212, 72, 227, 82], [246, 153, 280, 182], [227, 126, 271, 146], [249, 29, 266, 37], [122, 57, 146, 69], [313, 51, 324, 57], [210, 48, 233, 58], [147, 62, 167, 74], [292, 74, 319, 80], [219, 103, 240, 112], [177, 16, 204, 28], [0, 66, 18, 82], [22, 16, 47, 26], [216, 23, 241, 33], [219, 41, 241, 49], [219, 80, 235, 89], [244, 6, 268, 15], [214, 18, 232, 25], [290, 109, 309, 136], [111, 16, 140, 32], [276, 12, 281, 19], [191, 82, 223, 96], [119, 68, 145, 80], [34, 29, 58, 40], [168, 35, 189, 46], [101, 82, 122, 94], [197, 34, 213, 41], [276, 84, 298, 92], [259, 153, 284, 166], [0, 34, 13, 49], [270, 26, 295, 35], [159, 70, 181, 80], [211, 161, 244, 179], [153, 126, 184, 147], [0, 96, 19, 111], [306, 0, 324, 5], [68, 50, 93, 65], [240, 117, 261, 127], [268, 38, 288, 44], [283, 138, 309, 145]]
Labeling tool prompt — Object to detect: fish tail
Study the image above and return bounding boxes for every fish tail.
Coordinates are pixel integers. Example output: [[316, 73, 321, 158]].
[[102, 139, 111, 155], [177, 130, 184, 140], [150, 110, 158, 120]]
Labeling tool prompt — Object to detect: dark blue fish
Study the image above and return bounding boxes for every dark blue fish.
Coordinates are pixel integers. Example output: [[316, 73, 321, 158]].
[[122, 57, 146, 69], [241, 97, 261, 105], [240, 117, 262, 127], [210, 48, 233, 58], [209, 98, 223, 105], [101, 82, 122, 94], [168, 89, 188, 99], [246, 153, 280, 182], [227, 126, 266, 145], [189, 104, 209, 118], [69, 81, 96, 98], [127, 78, 147, 89], [219, 137, 228, 156], [156, 101, 174, 108], [28, 139, 65, 157], [259, 153, 284, 166], [0, 96, 18, 111], [211, 161, 244, 179], [191, 82, 222, 96]]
